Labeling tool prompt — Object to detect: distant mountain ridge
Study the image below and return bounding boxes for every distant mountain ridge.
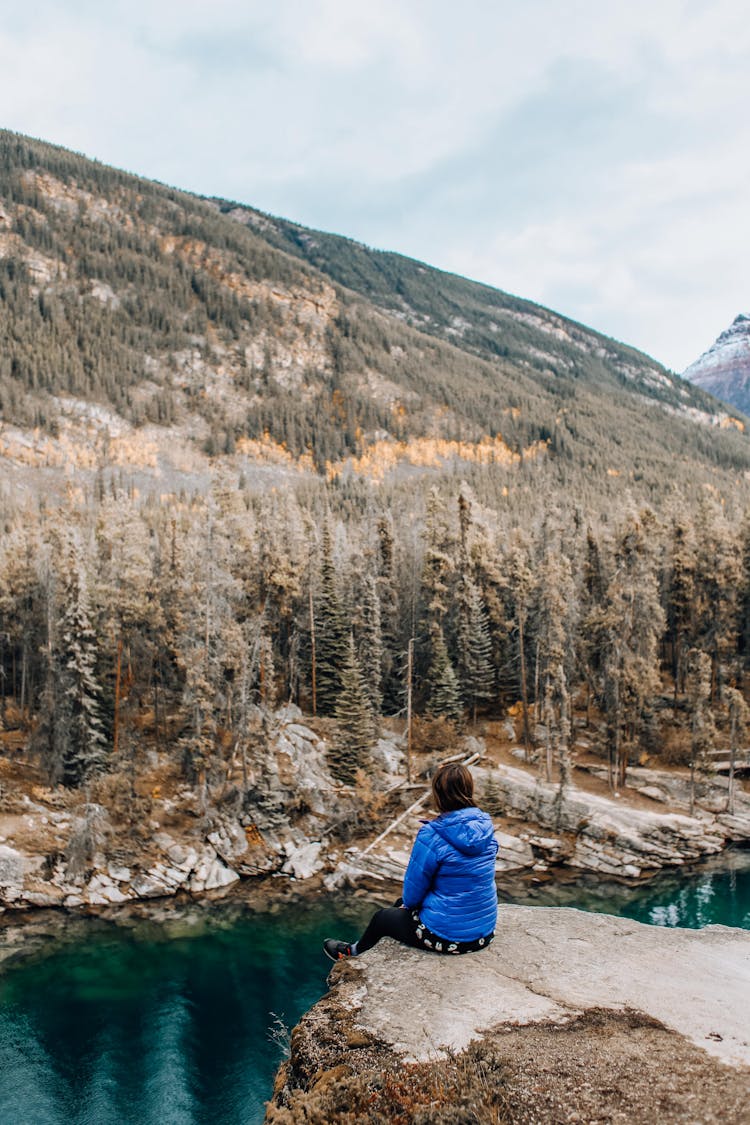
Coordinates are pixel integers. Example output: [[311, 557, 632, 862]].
[[210, 197, 692, 398], [683, 314, 750, 415], [0, 128, 749, 506]]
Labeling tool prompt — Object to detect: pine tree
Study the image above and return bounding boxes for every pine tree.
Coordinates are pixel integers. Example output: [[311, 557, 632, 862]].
[[315, 520, 348, 715], [666, 518, 696, 705], [330, 634, 375, 783], [685, 648, 715, 815], [256, 491, 305, 700], [723, 685, 749, 815], [534, 533, 576, 790], [452, 485, 494, 722], [257, 629, 277, 709], [736, 516, 750, 681], [359, 574, 384, 723], [693, 498, 741, 703], [456, 578, 495, 723], [94, 493, 157, 759], [33, 567, 69, 786], [0, 525, 44, 725], [377, 514, 402, 713], [426, 627, 463, 724], [578, 527, 607, 727], [599, 512, 665, 790], [420, 486, 455, 642], [504, 538, 535, 757], [171, 499, 246, 807], [54, 533, 107, 785]]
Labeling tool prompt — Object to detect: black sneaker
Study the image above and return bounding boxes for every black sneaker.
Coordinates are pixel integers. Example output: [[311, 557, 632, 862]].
[[323, 938, 354, 961]]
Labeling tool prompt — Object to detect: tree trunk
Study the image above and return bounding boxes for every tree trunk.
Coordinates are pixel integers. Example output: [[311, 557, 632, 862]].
[[585, 679, 591, 728], [113, 636, 123, 757], [518, 611, 531, 760], [406, 637, 414, 784], [309, 585, 317, 718], [153, 668, 160, 750], [533, 640, 540, 728], [689, 716, 697, 817], [19, 648, 27, 726], [728, 710, 737, 816]]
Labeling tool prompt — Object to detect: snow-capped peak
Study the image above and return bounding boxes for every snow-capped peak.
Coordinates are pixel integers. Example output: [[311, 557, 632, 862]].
[[682, 314, 750, 415]]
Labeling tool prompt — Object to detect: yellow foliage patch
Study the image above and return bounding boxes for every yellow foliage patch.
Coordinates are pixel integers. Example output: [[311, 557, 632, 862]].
[[326, 435, 547, 482]]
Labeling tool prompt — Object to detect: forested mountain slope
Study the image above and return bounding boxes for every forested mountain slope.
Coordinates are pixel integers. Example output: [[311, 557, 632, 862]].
[[0, 128, 748, 508], [2, 130, 750, 841], [211, 195, 745, 425]]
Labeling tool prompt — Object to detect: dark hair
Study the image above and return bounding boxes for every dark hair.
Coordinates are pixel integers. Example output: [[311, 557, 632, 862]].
[[431, 763, 475, 813]]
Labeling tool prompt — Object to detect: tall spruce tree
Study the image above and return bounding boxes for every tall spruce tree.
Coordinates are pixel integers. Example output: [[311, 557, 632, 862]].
[[597, 512, 664, 789], [359, 574, 384, 724], [665, 518, 696, 706], [535, 534, 576, 787], [504, 538, 535, 757], [685, 648, 715, 815], [456, 578, 495, 723], [330, 633, 375, 783], [578, 527, 607, 726], [55, 532, 107, 785], [426, 627, 463, 724], [454, 485, 494, 722], [723, 685, 749, 815], [315, 520, 348, 715], [420, 486, 456, 643], [736, 515, 750, 682], [693, 498, 741, 703], [376, 514, 402, 712]]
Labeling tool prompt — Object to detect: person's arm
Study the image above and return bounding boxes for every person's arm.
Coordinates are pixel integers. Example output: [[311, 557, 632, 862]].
[[402, 825, 440, 909]]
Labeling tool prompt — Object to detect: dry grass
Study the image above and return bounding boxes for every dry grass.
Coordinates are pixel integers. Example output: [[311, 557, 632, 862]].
[[266, 1004, 750, 1125]]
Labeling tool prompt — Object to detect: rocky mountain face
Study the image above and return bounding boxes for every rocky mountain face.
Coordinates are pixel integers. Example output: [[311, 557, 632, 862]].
[[683, 314, 750, 415], [0, 129, 749, 506]]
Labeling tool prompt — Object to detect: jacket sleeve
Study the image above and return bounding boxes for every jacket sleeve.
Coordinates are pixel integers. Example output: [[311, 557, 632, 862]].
[[402, 825, 440, 909]]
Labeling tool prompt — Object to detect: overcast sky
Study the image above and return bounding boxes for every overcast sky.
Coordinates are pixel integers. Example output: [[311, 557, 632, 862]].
[[1, 0, 748, 371]]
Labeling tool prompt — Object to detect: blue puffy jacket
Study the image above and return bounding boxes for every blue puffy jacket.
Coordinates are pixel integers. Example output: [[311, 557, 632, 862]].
[[401, 807, 498, 942]]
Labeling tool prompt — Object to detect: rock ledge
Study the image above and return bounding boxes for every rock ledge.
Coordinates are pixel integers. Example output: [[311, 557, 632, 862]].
[[268, 906, 750, 1123]]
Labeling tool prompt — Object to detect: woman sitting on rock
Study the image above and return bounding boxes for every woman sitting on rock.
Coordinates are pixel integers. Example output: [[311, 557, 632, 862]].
[[324, 762, 498, 960]]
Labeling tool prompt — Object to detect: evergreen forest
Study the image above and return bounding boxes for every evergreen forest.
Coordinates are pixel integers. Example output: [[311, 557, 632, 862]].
[[1, 130, 750, 814]]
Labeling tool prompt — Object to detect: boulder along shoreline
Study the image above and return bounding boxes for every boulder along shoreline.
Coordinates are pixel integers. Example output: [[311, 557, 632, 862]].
[[1, 706, 749, 920]]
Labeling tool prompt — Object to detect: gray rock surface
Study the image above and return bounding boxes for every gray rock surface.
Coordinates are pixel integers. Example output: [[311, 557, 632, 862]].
[[334, 905, 750, 1069], [188, 851, 240, 892], [282, 840, 324, 880], [473, 764, 735, 875], [0, 845, 26, 904]]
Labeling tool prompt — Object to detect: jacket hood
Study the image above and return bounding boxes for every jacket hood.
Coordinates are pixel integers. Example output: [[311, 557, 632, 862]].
[[430, 807, 496, 856]]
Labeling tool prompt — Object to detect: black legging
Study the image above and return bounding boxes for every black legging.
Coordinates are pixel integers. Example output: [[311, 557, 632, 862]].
[[356, 903, 421, 955], [355, 898, 495, 957]]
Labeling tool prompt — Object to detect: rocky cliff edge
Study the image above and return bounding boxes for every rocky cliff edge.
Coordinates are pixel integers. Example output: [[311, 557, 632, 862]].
[[267, 905, 750, 1124]]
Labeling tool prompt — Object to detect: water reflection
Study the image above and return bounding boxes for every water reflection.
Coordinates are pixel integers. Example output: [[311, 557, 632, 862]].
[[630, 863, 749, 930], [0, 899, 370, 1125], [519, 847, 750, 931]]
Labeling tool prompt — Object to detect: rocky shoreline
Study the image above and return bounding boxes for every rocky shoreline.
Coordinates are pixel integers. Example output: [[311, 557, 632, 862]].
[[266, 907, 750, 1124], [1, 706, 749, 918]]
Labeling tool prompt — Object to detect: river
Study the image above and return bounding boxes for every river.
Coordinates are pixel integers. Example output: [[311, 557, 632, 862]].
[[1, 849, 749, 1125]]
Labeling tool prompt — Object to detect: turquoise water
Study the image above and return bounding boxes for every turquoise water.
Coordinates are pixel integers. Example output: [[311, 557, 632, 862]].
[[1, 851, 748, 1125], [0, 898, 371, 1125], [514, 846, 750, 930]]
